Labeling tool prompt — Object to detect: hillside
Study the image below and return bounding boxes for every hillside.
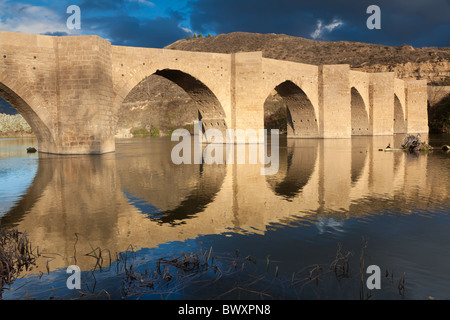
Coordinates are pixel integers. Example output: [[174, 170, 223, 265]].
[[166, 32, 450, 84]]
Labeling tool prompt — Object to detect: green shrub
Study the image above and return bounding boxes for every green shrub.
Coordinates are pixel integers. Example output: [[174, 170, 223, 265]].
[[150, 125, 160, 137], [133, 126, 160, 137], [133, 128, 150, 136]]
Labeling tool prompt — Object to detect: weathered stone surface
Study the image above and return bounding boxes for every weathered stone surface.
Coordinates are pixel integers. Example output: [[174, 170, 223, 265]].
[[0, 31, 429, 154]]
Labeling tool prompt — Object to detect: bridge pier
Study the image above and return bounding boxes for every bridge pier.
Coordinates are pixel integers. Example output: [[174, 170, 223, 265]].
[[405, 79, 428, 134], [370, 72, 395, 135], [230, 52, 265, 142], [54, 35, 115, 154], [319, 65, 351, 138]]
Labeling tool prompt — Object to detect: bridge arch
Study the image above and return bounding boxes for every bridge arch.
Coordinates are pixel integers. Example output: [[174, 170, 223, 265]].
[[350, 87, 370, 135], [394, 94, 407, 134], [264, 80, 319, 138], [154, 69, 227, 130], [0, 82, 55, 152], [113, 65, 228, 136]]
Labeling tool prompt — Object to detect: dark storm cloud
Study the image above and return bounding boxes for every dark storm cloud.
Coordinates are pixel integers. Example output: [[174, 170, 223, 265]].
[[79, 0, 129, 11], [189, 0, 450, 47], [84, 14, 189, 47], [77, 0, 188, 48]]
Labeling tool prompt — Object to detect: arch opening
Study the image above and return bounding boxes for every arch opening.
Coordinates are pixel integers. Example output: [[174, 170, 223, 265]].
[[0, 83, 54, 151], [264, 80, 319, 138], [117, 69, 227, 138], [394, 94, 406, 134], [351, 87, 370, 135]]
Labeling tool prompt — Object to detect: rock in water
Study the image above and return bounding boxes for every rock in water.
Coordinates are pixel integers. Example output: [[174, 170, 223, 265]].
[[27, 147, 37, 153]]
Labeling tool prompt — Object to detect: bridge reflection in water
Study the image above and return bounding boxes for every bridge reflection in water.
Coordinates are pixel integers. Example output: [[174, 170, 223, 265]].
[[1, 135, 448, 272]]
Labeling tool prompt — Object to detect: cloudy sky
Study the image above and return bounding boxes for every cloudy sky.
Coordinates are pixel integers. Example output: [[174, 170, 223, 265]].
[[0, 0, 448, 48]]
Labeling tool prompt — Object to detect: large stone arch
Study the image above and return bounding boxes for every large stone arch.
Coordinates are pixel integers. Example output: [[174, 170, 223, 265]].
[[351, 87, 370, 135], [264, 80, 319, 138], [113, 66, 227, 137], [0, 82, 56, 153], [394, 94, 407, 134]]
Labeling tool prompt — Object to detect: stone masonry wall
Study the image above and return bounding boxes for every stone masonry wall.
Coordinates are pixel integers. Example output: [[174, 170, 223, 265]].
[[56, 35, 115, 154]]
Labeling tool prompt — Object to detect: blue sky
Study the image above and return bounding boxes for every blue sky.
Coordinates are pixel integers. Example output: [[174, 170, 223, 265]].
[[0, 0, 448, 48]]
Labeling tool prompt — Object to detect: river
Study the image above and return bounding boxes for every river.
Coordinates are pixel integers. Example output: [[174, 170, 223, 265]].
[[0, 134, 449, 300]]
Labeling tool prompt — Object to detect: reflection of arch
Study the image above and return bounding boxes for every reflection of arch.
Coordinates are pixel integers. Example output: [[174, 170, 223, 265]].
[[394, 94, 407, 134], [116, 68, 227, 134], [351, 87, 370, 135], [1, 155, 55, 226], [0, 83, 55, 151], [265, 139, 319, 200], [351, 137, 369, 185], [268, 81, 319, 138], [119, 141, 227, 225]]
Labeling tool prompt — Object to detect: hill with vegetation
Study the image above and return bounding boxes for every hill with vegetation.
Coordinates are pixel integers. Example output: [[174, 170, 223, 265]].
[[166, 32, 450, 85]]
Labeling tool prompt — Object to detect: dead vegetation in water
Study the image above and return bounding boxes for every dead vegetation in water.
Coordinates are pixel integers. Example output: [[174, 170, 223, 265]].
[[109, 239, 409, 300], [401, 133, 432, 152], [0, 228, 39, 297], [4, 233, 410, 300], [117, 246, 225, 299]]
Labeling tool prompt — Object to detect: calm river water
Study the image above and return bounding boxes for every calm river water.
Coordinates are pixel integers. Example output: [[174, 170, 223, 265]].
[[0, 134, 449, 300]]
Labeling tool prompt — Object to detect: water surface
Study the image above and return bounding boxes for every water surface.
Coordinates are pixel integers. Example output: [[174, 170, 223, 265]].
[[0, 134, 449, 300]]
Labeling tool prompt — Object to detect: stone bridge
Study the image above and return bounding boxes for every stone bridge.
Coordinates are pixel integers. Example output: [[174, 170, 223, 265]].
[[0, 31, 428, 154]]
